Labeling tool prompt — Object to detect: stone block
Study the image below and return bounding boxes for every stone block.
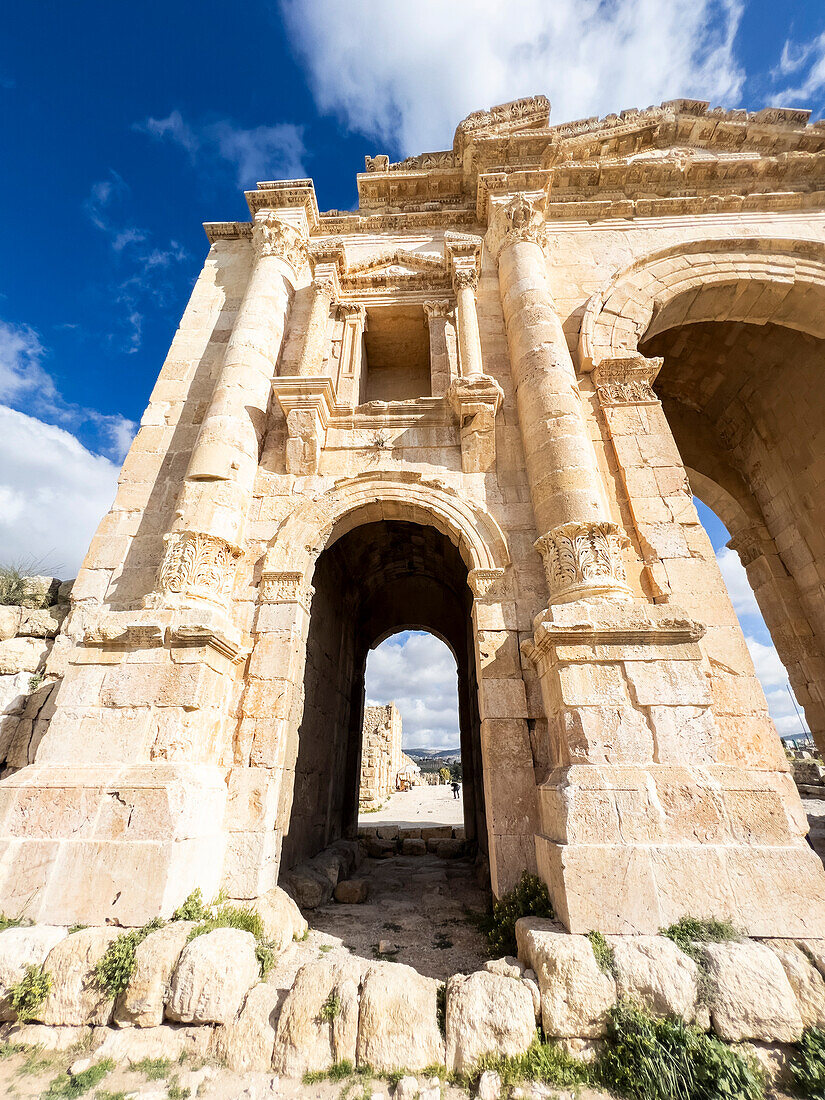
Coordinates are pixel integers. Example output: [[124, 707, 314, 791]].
[[273, 955, 362, 1077], [702, 941, 803, 1042], [0, 925, 68, 1021], [445, 970, 536, 1071], [166, 928, 259, 1025], [115, 921, 194, 1028], [357, 961, 445, 1072], [38, 927, 122, 1025]]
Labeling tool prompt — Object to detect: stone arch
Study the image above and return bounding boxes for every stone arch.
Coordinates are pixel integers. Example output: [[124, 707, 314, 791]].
[[261, 470, 510, 585], [579, 237, 825, 367]]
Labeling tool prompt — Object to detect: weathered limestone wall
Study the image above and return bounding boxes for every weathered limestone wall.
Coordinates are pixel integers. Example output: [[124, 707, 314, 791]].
[[358, 703, 403, 810]]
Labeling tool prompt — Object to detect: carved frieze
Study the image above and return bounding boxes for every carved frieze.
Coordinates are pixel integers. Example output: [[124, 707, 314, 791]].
[[535, 521, 631, 602], [468, 568, 506, 598], [155, 531, 244, 605], [260, 571, 314, 609]]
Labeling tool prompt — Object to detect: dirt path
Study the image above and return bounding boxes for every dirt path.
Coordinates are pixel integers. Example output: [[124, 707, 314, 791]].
[[310, 851, 491, 981]]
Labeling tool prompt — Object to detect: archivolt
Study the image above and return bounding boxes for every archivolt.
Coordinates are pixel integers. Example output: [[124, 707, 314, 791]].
[[579, 237, 825, 369], [261, 471, 510, 580]]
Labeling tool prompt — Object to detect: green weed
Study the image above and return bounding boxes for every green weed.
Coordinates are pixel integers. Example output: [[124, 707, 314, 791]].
[[318, 991, 342, 1023], [171, 889, 209, 922], [789, 1025, 825, 1098], [659, 917, 740, 964], [9, 963, 52, 1022], [587, 930, 617, 976], [130, 1057, 172, 1080], [461, 1036, 590, 1091], [94, 918, 164, 997], [483, 872, 554, 957]]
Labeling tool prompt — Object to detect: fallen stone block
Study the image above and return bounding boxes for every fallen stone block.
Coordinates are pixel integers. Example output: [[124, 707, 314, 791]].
[[608, 935, 706, 1025], [401, 839, 427, 856], [483, 956, 524, 980], [516, 920, 616, 1038], [421, 826, 452, 841], [272, 955, 362, 1077], [365, 838, 396, 859], [166, 928, 259, 1025], [0, 925, 68, 1022], [434, 838, 464, 859], [38, 927, 122, 1026], [212, 982, 283, 1073], [376, 826, 399, 841], [114, 921, 194, 1028], [357, 961, 445, 1071], [763, 939, 825, 1029], [446, 970, 536, 1071], [92, 1022, 211, 1062], [282, 866, 333, 909], [249, 885, 308, 950], [334, 879, 369, 904], [702, 941, 803, 1042]]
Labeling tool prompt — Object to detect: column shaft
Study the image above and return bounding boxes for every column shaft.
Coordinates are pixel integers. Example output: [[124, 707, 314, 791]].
[[455, 279, 483, 378], [296, 280, 335, 377]]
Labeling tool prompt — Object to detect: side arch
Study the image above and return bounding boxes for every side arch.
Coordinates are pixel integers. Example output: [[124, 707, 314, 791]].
[[579, 236, 825, 367], [261, 471, 511, 582]]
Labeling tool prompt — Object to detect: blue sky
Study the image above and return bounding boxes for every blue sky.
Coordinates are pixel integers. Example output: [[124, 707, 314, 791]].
[[2, 0, 824, 746]]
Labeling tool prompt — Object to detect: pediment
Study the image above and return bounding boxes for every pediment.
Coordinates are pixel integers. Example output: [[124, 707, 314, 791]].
[[345, 249, 446, 280]]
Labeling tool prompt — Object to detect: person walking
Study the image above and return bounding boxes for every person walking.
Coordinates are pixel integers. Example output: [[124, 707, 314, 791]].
[[451, 779, 460, 800]]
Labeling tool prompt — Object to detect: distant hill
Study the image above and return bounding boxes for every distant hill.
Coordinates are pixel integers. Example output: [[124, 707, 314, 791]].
[[406, 749, 461, 772]]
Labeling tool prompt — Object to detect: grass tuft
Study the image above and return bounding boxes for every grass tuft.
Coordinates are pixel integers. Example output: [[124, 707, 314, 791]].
[[42, 1058, 115, 1100], [318, 991, 342, 1023], [659, 917, 740, 964], [461, 1036, 590, 1091], [479, 871, 554, 958], [130, 1057, 172, 1080], [171, 888, 208, 923]]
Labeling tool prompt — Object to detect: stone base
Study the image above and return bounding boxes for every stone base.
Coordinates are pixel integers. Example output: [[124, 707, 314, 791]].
[[536, 833, 825, 936], [0, 764, 228, 925]]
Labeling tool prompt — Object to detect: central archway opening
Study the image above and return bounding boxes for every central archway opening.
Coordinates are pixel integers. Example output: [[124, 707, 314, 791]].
[[359, 630, 464, 829], [279, 518, 487, 875]]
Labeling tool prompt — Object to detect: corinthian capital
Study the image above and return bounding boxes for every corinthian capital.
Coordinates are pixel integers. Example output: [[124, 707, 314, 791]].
[[252, 212, 309, 277], [493, 193, 547, 258], [535, 521, 631, 603], [452, 267, 479, 293]]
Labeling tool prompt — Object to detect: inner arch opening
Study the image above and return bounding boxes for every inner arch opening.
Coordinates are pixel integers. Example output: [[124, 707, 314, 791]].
[[279, 518, 487, 878]]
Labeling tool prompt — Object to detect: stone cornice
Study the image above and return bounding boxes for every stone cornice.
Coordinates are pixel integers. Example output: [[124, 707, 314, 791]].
[[244, 179, 319, 229]]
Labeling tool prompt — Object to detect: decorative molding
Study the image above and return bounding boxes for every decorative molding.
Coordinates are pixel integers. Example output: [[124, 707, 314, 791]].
[[251, 213, 309, 277], [593, 357, 664, 405], [452, 268, 479, 292], [154, 531, 244, 606], [535, 521, 631, 603], [447, 376, 504, 474], [728, 526, 770, 568]]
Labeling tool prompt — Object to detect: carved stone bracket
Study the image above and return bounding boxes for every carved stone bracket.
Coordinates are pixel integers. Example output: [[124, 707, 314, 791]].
[[728, 525, 770, 568], [535, 521, 632, 603], [447, 375, 504, 473], [423, 300, 455, 322], [468, 568, 506, 598], [152, 530, 244, 608], [272, 376, 336, 476], [260, 570, 314, 610], [592, 356, 664, 405], [444, 231, 483, 294], [82, 608, 244, 660]]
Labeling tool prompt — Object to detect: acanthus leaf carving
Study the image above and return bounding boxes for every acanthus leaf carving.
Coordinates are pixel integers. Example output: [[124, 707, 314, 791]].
[[155, 531, 243, 606], [535, 521, 631, 602], [251, 213, 309, 276]]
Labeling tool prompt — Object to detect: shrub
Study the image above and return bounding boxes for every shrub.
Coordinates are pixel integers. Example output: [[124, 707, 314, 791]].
[[171, 888, 208, 922], [484, 871, 554, 957], [596, 1000, 764, 1100], [94, 918, 164, 997], [790, 1026, 825, 1098], [659, 917, 739, 964], [0, 913, 29, 932], [166, 1078, 191, 1100], [587, 930, 616, 975], [9, 964, 52, 1022], [318, 992, 342, 1023], [42, 1057, 115, 1099], [439, 767, 451, 784]]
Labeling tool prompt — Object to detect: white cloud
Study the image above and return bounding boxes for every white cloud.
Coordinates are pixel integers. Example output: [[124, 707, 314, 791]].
[[137, 111, 307, 186], [0, 406, 119, 578], [772, 31, 825, 107], [0, 318, 135, 462], [279, 0, 744, 155], [715, 545, 762, 621], [365, 631, 459, 753]]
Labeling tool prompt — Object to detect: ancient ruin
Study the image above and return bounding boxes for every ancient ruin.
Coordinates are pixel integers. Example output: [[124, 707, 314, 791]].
[[357, 702, 422, 810], [1, 94, 825, 944]]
